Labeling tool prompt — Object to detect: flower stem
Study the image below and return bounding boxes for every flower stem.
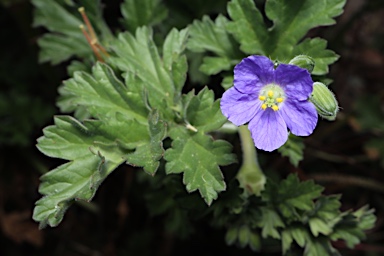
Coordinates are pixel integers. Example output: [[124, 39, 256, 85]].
[[237, 126, 266, 196]]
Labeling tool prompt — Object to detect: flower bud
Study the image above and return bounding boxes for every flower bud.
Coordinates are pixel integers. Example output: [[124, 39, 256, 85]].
[[309, 82, 339, 121], [289, 55, 315, 73]]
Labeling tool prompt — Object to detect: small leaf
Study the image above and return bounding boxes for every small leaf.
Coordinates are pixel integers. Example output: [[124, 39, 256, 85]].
[[309, 217, 333, 236], [278, 134, 305, 167], [126, 110, 167, 175], [281, 229, 293, 254], [162, 28, 189, 92], [292, 38, 339, 75], [199, 57, 232, 75], [183, 87, 227, 133], [259, 207, 285, 239], [263, 174, 324, 219], [120, 0, 168, 32], [221, 76, 234, 90], [164, 127, 236, 205]]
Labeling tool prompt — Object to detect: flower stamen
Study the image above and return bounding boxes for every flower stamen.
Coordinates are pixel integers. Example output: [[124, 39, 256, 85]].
[[258, 84, 285, 111]]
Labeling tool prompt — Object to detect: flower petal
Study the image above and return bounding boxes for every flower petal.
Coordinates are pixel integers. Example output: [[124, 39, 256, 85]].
[[221, 87, 261, 126], [248, 108, 288, 151], [274, 64, 313, 101], [234, 55, 274, 94], [280, 100, 318, 136]]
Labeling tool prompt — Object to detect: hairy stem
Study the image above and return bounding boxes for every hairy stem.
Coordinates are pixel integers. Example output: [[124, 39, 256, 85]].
[[237, 125, 266, 196]]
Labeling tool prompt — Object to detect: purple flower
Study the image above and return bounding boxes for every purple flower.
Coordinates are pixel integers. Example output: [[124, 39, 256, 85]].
[[220, 55, 318, 152]]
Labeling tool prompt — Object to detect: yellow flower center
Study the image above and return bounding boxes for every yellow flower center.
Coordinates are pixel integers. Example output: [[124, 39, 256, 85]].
[[258, 84, 285, 111]]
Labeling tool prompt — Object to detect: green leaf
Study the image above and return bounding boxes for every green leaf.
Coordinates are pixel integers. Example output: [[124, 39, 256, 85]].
[[183, 87, 227, 133], [188, 14, 242, 75], [35, 33, 89, 65], [32, 0, 110, 64], [265, 0, 346, 57], [263, 174, 324, 219], [109, 27, 188, 118], [33, 116, 139, 227], [278, 134, 305, 167], [59, 62, 148, 124], [200, 57, 232, 76], [258, 207, 285, 239], [312, 195, 342, 222], [309, 217, 333, 236], [330, 206, 376, 248], [221, 76, 234, 90], [226, 0, 268, 55], [292, 38, 339, 75], [164, 127, 236, 205], [126, 110, 167, 175], [162, 28, 189, 92], [120, 0, 168, 32], [226, 0, 345, 68], [304, 238, 339, 256]]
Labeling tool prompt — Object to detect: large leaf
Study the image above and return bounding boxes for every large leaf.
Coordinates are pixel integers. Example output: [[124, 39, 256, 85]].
[[120, 0, 168, 32], [58, 62, 148, 124], [164, 127, 236, 205], [33, 116, 148, 227], [109, 27, 189, 119], [225, 0, 345, 74]]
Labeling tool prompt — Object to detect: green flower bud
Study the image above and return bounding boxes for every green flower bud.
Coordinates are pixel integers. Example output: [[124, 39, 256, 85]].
[[309, 82, 339, 121], [289, 55, 315, 73]]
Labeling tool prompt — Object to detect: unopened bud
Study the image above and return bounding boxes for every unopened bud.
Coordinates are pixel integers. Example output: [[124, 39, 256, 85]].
[[289, 55, 315, 73], [309, 82, 339, 121]]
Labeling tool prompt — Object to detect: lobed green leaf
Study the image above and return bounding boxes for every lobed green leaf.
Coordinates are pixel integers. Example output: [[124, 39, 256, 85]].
[[188, 14, 242, 75], [59, 62, 148, 123], [109, 27, 189, 119], [32, 0, 110, 64], [226, 0, 268, 55], [278, 134, 305, 167], [120, 0, 168, 33], [183, 87, 227, 133], [126, 110, 167, 175], [263, 174, 324, 219], [34, 116, 136, 227], [164, 127, 236, 205]]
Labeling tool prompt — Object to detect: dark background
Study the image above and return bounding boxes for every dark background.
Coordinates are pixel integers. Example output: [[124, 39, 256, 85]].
[[1, 0, 384, 255]]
